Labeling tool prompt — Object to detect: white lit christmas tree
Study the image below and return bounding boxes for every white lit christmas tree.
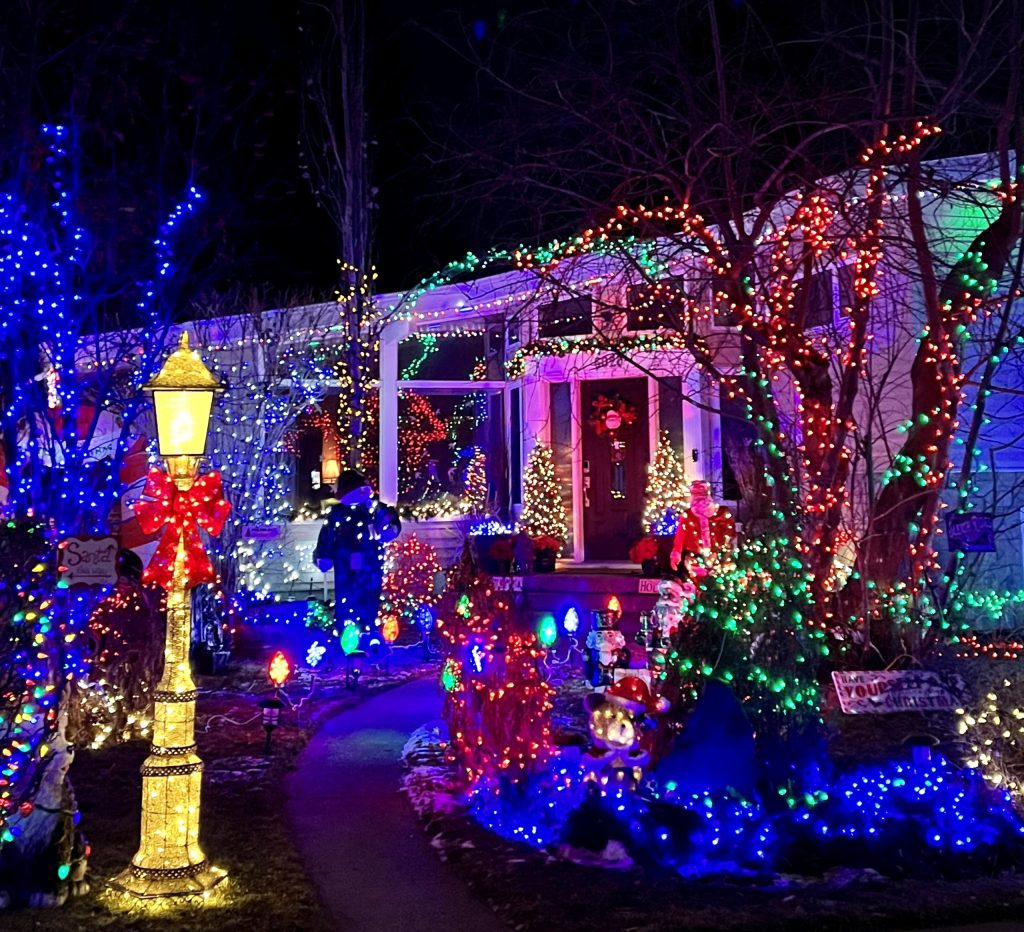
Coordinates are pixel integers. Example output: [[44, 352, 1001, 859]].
[[465, 446, 488, 512], [521, 442, 569, 549], [643, 431, 690, 535]]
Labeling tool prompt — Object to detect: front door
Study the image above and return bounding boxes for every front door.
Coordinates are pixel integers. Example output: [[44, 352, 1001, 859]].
[[581, 378, 650, 560]]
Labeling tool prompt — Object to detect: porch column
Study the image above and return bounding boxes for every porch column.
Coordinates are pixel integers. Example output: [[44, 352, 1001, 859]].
[[682, 367, 704, 481], [378, 322, 403, 502], [570, 378, 584, 562]]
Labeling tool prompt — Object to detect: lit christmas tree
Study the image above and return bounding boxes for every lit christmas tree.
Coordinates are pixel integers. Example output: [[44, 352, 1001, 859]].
[[465, 446, 487, 513], [520, 443, 568, 549], [643, 431, 690, 535]]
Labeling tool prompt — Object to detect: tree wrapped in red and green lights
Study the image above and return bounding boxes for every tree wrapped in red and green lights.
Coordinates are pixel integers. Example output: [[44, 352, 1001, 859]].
[[515, 123, 1023, 662], [438, 547, 554, 785]]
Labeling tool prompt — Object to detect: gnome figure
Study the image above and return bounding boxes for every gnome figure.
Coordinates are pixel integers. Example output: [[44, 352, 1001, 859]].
[[585, 610, 627, 688]]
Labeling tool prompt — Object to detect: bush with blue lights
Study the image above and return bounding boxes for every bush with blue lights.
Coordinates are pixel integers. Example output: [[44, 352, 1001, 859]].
[[467, 749, 1024, 878]]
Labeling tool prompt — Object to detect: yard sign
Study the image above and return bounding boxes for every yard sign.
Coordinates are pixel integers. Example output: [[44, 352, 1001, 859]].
[[832, 670, 966, 714]]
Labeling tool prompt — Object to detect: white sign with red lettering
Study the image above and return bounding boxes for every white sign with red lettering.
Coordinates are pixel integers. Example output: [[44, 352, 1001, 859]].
[[637, 578, 661, 594], [832, 670, 966, 714], [59, 536, 119, 588]]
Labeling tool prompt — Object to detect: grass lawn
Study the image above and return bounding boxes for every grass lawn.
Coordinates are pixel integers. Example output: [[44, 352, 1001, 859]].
[[4, 658, 435, 932]]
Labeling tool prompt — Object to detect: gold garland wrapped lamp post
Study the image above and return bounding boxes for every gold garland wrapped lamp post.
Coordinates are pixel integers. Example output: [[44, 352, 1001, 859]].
[[112, 333, 231, 898]]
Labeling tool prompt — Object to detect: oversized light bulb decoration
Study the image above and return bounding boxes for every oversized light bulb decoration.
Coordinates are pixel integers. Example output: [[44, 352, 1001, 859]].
[[563, 606, 581, 634], [537, 614, 558, 648], [268, 650, 291, 688], [340, 622, 361, 655]]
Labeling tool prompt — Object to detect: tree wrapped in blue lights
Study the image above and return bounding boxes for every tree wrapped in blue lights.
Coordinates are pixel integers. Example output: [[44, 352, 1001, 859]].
[[0, 123, 203, 536], [0, 124, 203, 905]]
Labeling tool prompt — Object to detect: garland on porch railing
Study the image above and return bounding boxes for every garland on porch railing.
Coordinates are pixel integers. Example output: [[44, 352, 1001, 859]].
[[505, 331, 689, 379]]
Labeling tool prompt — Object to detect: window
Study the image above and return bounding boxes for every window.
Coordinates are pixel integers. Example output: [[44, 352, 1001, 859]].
[[510, 388, 522, 504], [800, 270, 835, 329], [720, 386, 758, 502], [837, 264, 856, 315], [712, 289, 740, 327], [538, 296, 592, 337], [626, 277, 687, 331]]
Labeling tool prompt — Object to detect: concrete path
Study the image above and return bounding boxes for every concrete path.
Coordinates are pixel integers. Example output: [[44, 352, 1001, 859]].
[[286, 676, 506, 932]]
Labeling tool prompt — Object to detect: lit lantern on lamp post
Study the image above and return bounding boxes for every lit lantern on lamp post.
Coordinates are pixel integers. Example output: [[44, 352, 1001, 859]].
[[113, 333, 231, 898]]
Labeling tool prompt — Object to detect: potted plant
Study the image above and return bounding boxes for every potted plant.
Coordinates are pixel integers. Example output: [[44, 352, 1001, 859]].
[[629, 535, 660, 577], [467, 518, 517, 575], [487, 537, 516, 576], [531, 535, 562, 573]]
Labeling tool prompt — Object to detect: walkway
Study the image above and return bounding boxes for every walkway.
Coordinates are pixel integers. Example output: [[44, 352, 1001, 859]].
[[285, 675, 506, 932]]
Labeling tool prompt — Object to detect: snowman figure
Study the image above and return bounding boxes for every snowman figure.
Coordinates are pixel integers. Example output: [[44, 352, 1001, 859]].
[[585, 610, 626, 688]]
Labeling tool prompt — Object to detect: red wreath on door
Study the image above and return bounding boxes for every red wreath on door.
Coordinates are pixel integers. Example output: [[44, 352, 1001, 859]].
[[588, 394, 637, 436]]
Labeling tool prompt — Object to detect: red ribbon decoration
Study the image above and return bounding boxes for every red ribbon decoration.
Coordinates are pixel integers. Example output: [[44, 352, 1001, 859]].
[[134, 468, 231, 590]]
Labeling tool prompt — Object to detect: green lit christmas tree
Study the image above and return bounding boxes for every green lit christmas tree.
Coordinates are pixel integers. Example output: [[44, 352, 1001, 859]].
[[643, 431, 690, 535], [521, 442, 569, 551]]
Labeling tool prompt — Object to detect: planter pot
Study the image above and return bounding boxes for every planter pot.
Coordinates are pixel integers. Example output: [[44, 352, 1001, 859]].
[[655, 534, 676, 574], [533, 551, 557, 573], [472, 534, 514, 576]]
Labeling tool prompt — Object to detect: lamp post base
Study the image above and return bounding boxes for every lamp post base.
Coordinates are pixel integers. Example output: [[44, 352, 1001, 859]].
[[110, 862, 227, 899]]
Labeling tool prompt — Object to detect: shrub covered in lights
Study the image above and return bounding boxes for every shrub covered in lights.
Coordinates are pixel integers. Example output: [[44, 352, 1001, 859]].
[[438, 548, 554, 785], [381, 535, 444, 630], [955, 666, 1024, 797], [468, 748, 1024, 879], [0, 522, 92, 906], [668, 538, 824, 741]]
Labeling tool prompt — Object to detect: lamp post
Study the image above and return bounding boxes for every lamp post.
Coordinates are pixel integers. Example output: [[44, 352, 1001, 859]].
[[113, 333, 229, 898]]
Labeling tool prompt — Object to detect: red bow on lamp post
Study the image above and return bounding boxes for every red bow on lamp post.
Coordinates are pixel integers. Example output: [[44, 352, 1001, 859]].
[[134, 467, 232, 590]]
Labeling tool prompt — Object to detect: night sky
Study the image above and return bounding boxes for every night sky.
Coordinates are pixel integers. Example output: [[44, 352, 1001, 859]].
[[0, 1, 1013, 309]]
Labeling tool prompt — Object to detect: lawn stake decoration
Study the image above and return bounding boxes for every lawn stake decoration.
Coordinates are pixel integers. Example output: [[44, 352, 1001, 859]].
[[260, 651, 291, 754], [113, 334, 230, 898]]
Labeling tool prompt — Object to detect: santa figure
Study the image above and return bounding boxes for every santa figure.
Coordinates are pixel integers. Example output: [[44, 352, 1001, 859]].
[[669, 480, 736, 576], [654, 578, 686, 636]]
